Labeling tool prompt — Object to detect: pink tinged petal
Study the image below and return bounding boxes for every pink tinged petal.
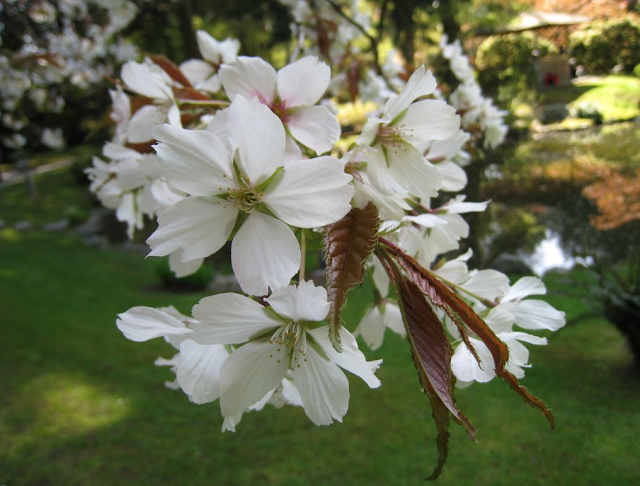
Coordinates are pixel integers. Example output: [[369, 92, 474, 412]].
[[169, 250, 203, 278], [266, 280, 330, 322], [355, 307, 386, 350], [116, 306, 192, 342], [128, 105, 167, 143], [179, 59, 215, 85], [263, 156, 354, 228], [231, 212, 301, 296], [286, 105, 340, 153], [277, 56, 331, 107], [310, 326, 382, 388], [177, 340, 229, 404], [384, 66, 437, 120], [227, 96, 286, 184], [386, 144, 443, 199], [220, 340, 289, 418], [502, 276, 546, 302], [451, 338, 495, 383], [463, 269, 510, 301], [291, 341, 349, 425], [153, 124, 237, 197], [283, 135, 303, 166], [191, 293, 282, 344], [512, 300, 566, 331], [219, 56, 277, 104], [398, 100, 460, 146], [147, 197, 238, 261], [436, 161, 467, 192]]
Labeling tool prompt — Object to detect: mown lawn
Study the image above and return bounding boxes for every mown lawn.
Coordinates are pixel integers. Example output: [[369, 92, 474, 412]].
[[1, 168, 639, 485]]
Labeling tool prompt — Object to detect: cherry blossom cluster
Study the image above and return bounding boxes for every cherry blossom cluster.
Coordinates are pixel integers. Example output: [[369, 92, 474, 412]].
[[0, 0, 138, 153], [83, 2, 566, 472], [439, 35, 509, 150], [90, 25, 565, 432]]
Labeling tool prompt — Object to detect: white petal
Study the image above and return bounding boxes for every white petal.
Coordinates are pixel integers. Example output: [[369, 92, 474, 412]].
[[286, 105, 340, 153], [425, 130, 470, 160], [512, 300, 566, 331], [196, 30, 221, 63], [231, 212, 300, 296], [384, 66, 436, 120], [463, 269, 510, 301], [177, 340, 229, 404], [128, 105, 167, 143], [434, 258, 469, 285], [179, 59, 214, 85], [219, 56, 277, 104], [382, 302, 405, 336], [370, 256, 390, 297], [283, 134, 303, 166], [399, 100, 460, 146], [116, 306, 192, 342], [153, 124, 237, 197], [356, 117, 383, 147], [218, 38, 240, 65], [277, 56, 330, 107], [451, 338, 495, 383], [220, 340, 289, 418], [266, 280, 330, 322], [310, 326, 382, 388], [444, 197, 489, 214], [403, 213, 449, 229], [191, 293, 282, 344], [436, 161, 467, 192], [116, 192, 142, 238], [291, 339, 349, 425], [263, 156, 354, 228], [387, 144, 443, 199], [198, 74, 222, 93], [227, 95, 285, 184], [355, 307, 386, 350], [169, 250, 204, 278], [147, 197, 238, 261], [121, 60, 173, 101], [484, 305, 516, 333], [502, 276, 546, 302]]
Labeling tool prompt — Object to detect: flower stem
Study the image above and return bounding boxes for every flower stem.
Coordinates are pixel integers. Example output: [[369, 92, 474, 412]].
[[300, 229, 306, 282]]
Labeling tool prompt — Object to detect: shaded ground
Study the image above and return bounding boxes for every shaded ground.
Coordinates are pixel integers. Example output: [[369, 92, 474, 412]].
[[1, 165, 640, 485]]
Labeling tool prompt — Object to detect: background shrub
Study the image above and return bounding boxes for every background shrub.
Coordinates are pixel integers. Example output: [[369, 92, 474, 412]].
[[569, 18, 640, 75], [475, 32, 558, 91]]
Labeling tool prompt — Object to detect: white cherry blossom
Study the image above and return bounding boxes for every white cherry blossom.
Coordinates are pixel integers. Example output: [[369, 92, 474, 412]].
[[190, 281, 382, 426]]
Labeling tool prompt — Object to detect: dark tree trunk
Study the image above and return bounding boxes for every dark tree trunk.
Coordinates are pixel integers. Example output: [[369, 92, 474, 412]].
[[177, 0, 199, 60]]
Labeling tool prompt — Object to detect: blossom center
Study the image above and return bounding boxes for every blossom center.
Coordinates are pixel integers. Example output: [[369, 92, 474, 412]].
[[377, 124, 406, 148], [227, 182, 263, 213], [270, 322, 308, 369], [269, 100, 290, 123]]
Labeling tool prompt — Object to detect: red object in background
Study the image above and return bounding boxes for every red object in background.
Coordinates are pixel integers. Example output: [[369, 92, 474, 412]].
[[544, 72, 560, 86]]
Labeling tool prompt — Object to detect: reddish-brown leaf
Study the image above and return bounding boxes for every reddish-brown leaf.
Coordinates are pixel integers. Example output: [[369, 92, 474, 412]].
[[395, 270, 476, 438], [383, 239, 555, 428], [378, 251, 471, 480], [324, 202, 379, 351], [149, 54, 193, 88]]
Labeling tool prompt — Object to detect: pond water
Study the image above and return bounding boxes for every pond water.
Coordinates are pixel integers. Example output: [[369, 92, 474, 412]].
[[477, 121, 640, 275]]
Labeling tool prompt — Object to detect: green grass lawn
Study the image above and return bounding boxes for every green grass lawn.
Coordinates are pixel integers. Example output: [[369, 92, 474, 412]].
[[1, 168, 640, 485]]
